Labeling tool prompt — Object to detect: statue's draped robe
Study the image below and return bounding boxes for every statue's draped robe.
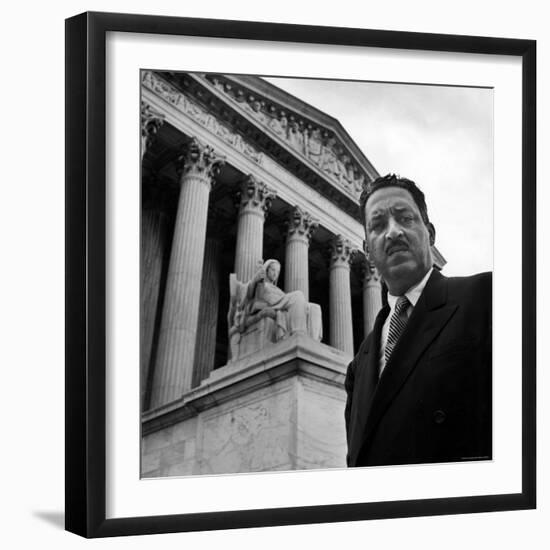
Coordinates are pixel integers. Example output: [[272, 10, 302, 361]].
[[250, 281, 307, 338]]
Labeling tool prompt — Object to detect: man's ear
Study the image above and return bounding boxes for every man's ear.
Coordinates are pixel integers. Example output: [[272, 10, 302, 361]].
[[427, 223, 436, 246]]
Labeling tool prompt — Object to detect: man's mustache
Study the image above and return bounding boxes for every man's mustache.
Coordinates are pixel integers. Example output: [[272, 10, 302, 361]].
[[385, 241, 409, 255]]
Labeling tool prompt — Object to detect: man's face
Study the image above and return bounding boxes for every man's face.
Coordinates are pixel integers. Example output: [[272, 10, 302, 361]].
[[364, 186, 435, 295]]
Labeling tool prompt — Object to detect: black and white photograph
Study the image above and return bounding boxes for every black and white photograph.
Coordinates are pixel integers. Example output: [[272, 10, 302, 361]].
[[140, 70, 493, 477], [60, 8, 536, 541], [2, 0, 545, 546]]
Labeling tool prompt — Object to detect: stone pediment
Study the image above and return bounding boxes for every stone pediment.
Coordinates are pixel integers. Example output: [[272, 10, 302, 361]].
[[144, 70, 380, 221], [200, 73, 379, 198]]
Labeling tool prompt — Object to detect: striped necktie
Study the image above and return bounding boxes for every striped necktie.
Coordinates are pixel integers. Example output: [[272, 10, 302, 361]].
[[384, 295, 410, 364]]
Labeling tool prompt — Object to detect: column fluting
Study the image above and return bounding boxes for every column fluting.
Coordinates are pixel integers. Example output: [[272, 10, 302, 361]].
[[150, 138, 224, 409], [284, 206, 318, 299], [362, 255, 382, 338], [329, 235, 354, 355], [140, 207, 167, 409], [234, 175, 276, 282], [192, 237, 222, 388]]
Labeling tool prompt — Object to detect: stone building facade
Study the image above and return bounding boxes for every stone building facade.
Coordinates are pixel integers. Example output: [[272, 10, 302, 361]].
[[140, 71, 444, 477]]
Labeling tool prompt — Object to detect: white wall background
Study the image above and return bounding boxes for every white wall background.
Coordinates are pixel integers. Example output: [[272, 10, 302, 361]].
[[0, 1, 546, 548]]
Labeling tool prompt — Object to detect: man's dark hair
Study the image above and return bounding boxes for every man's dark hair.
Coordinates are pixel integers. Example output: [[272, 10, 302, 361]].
[[359, 174, 431, 228]]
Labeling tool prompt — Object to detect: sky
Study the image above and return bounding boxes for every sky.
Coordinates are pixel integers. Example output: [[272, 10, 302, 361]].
[[263, 77, 493, 277]]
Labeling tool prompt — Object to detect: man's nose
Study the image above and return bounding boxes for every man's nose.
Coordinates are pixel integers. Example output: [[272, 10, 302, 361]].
[[385, 217, 403, 240]]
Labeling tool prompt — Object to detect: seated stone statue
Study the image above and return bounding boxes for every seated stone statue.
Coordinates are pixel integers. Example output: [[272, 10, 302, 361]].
[[228, 259, 322, 361]]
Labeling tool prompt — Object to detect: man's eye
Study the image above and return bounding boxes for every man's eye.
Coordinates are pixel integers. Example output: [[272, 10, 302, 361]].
[[369, 222, 383, 232]]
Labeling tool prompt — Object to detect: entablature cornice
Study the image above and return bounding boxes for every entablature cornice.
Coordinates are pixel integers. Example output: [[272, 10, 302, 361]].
[[142, 70, 379, 222], [141, 82, 364, 248]]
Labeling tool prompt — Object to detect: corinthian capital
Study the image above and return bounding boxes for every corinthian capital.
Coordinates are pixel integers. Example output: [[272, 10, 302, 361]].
[[362, 256, 381, 284], [236, 175, 276, 215], [286, 206, 318, 242], [141, 102, 165, 156], [329, 235, 354, 267], [177, 138, 225, 182]]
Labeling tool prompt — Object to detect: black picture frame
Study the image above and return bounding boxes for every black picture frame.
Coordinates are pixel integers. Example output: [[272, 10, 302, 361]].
[[65, 11, 536, 538]]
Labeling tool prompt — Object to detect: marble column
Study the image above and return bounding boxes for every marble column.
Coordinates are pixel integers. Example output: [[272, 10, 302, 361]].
[[329, 235, 354, 355], [192, 236, 222, 388], [284, 206, 318, 299], [234, 175, 276, 282], [140, 206, 167, 409], [362, 255, 383, 338], [141, 102, 164, 160], [150, 138, 224, 409]]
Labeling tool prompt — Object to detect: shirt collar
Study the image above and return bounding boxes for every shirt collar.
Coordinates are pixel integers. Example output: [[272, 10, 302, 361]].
[[387, 267, 434, 312]]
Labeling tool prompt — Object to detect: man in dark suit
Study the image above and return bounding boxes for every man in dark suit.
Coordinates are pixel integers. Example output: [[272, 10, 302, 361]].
[[345, 174, 492, 467]]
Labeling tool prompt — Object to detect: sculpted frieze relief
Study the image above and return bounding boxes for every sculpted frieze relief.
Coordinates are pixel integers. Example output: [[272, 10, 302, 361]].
[[142, 71, 264, 166], [203, 74, 368, 198]]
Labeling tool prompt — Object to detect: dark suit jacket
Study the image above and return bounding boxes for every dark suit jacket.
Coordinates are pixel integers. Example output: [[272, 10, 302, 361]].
[[345, 269, 492, 467]]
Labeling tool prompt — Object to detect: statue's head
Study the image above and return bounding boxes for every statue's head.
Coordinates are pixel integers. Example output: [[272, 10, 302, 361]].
[[264, 259, 281, 285]]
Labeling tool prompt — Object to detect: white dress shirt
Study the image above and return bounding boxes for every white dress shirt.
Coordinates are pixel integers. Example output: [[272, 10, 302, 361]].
[[378, 267, 434, 376]]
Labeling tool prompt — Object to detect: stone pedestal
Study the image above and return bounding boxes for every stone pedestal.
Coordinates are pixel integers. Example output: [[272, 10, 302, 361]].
[[234, 175, 276, 283], [150, 139, 224, 409], [284, 206, 318, 300], [328, 235, 354, 355], [142, 334, 349, 476]]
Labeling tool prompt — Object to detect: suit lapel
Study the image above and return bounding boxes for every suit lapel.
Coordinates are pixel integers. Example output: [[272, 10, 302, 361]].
[[360, 270, 458, 453], [348, 305, 389, 466]]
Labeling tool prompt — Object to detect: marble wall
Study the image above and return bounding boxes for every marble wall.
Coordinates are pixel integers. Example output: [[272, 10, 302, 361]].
[[142, 342, 348, 477], [142, 416, 198, 478]]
